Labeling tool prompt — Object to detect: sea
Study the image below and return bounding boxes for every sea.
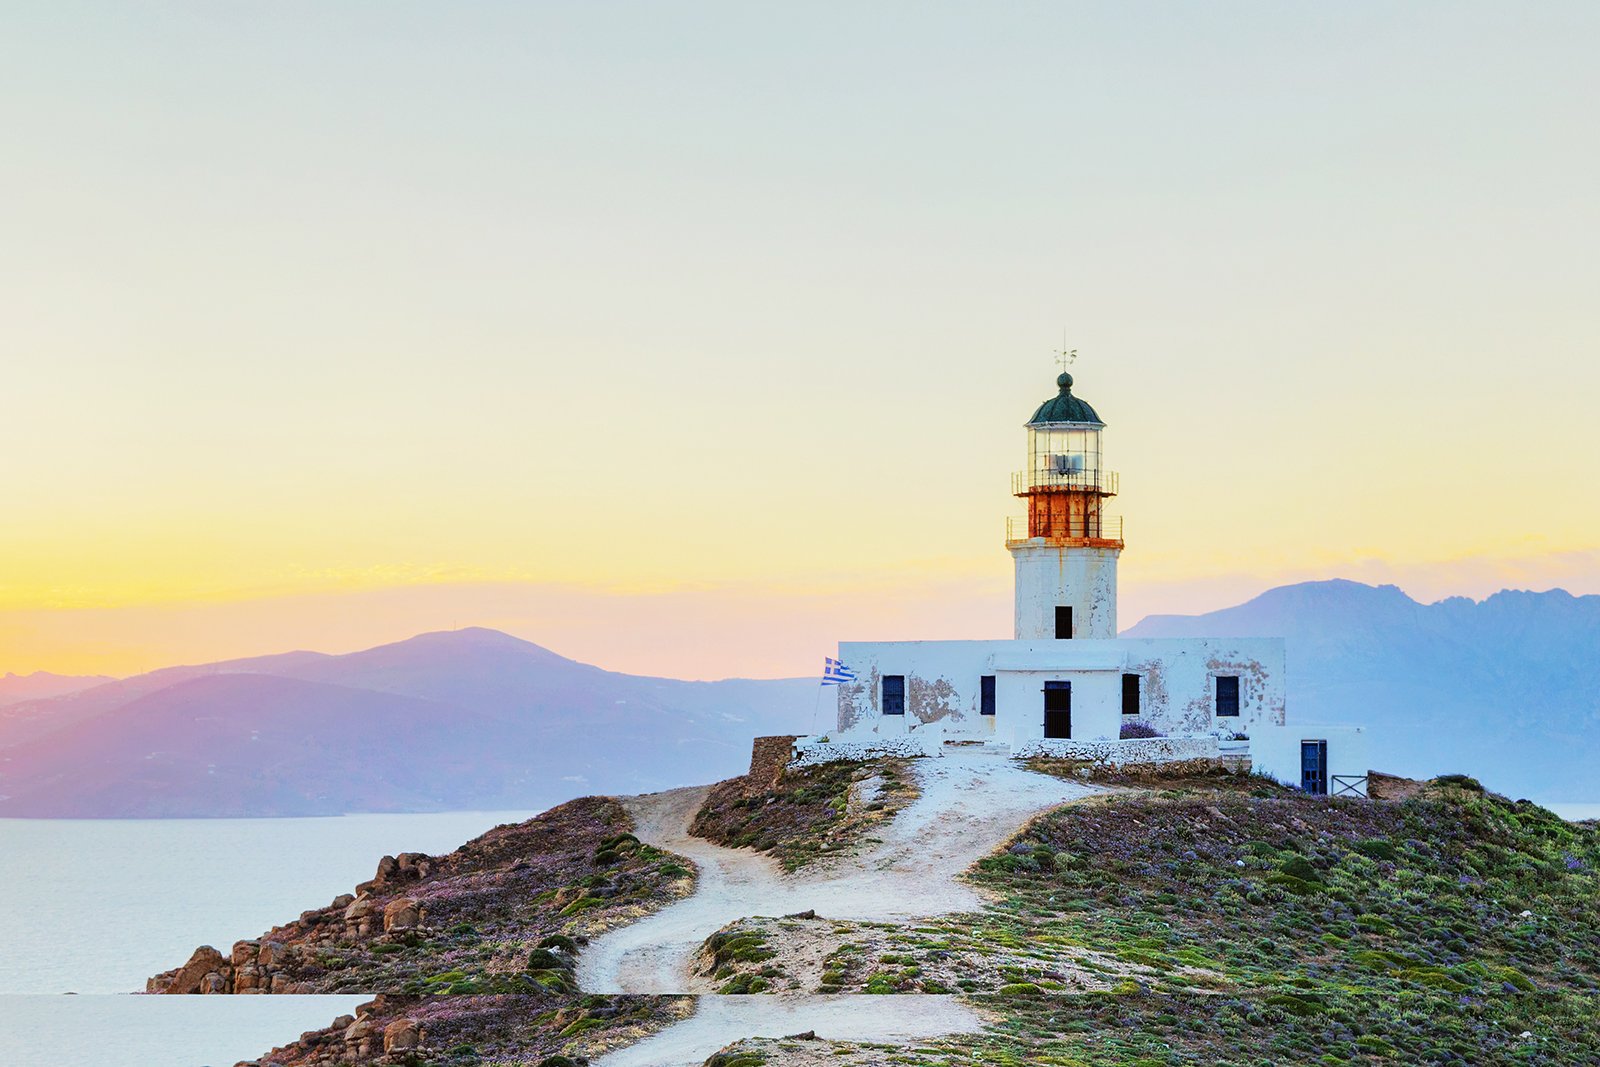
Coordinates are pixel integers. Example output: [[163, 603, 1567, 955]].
[[0, 802, 1595, 1067], [0, 810, 536, 1067]]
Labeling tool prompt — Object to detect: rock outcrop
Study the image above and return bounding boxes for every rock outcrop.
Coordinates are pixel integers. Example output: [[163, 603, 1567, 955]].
[[147, 796, 695, 996]]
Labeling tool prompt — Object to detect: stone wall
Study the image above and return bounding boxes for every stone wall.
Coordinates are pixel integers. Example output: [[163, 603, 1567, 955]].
[[790, 734, 929, 767], [744, 735, 801, 794], [1011, 734, 1220, 766]]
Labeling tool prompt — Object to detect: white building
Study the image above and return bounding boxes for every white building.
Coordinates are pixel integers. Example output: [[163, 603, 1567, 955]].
[[822, 370, 1367, 796]]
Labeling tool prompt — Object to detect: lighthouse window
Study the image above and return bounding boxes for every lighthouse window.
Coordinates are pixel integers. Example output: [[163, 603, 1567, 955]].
[[980, 675, 996, 716], [1055, 606, 1073, 639], [1122, 673, 1141, 715], [882, 675, 905, 716], [1216, 675, 1241, 717]]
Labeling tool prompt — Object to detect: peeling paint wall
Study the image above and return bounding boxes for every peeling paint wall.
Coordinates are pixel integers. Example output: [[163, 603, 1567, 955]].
[[835, 637, 1287, 744], [834, 641, 993, 737], [1124, 657, 1170, 722], [1011, 545, 1120, 639]]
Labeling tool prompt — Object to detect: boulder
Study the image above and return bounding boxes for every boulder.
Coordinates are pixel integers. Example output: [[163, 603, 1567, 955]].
[[230, 940, 261, 968], [344, 894, 379, 934], [397, 852, 431, 879], [344, 895, 376, 921], [383, 1018, 422, 1052], [383, 897, 420, 932], [257, 940, 290, 969], [232, 964, 261, 992], [344, 1017, 380, 1058], [199, 971, 227, 994], [1369, 770, 1426, 801], [371, 854, 400, 885], [164, 945, 229, 995]]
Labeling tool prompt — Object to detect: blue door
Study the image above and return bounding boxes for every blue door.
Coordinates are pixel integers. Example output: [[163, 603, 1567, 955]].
[[1300, 740, 1328, 795]]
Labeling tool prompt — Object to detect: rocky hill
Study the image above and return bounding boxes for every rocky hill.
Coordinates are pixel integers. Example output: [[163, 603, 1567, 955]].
[[0, 628, 813, 817], [159, 746, 1599, 1066]]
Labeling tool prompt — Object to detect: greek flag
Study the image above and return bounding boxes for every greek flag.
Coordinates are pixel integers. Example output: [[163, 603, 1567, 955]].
[[821, 657, 857, 685]]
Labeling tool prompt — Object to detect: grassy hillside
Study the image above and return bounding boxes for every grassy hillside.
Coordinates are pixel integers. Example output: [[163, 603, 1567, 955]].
[[708, 771, 1600, 1064]]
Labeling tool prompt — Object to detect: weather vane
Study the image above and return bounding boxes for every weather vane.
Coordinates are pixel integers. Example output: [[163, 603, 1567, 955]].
[[1054, 331, 1077, 374]]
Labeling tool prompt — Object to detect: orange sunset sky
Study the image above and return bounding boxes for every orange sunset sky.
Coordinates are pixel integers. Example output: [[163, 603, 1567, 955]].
[[4, 3, 1597, 680]]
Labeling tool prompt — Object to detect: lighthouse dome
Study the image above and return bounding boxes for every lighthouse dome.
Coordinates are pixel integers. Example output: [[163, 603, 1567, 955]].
[[1027, 372, 1104, 426]]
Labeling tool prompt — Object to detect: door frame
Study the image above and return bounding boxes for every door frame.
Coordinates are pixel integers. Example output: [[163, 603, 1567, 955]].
[[1043, 680, 1072, 739], [1300, 739, 1328, 795]]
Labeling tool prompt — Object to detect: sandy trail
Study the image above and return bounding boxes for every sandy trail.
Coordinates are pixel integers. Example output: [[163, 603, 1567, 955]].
[[578, 748, 1097, 994], [594, 994, 982, 1067]]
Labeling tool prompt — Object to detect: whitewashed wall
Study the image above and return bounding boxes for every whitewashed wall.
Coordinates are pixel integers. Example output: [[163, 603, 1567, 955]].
[[835, 637, 1287, 743], [1252, 723, 1369, 796], [996, 664, 1122, 744], [1011, 545, 1120, 639], [832, 641, 995, 736]]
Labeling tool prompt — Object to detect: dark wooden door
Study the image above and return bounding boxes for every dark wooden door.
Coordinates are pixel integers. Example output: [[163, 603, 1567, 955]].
[[1044, 681, 1072, 738]]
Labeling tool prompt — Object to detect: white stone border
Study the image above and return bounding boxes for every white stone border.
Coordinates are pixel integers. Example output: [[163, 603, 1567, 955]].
[[789, 734, 931, 767], [1011, 735, 1219, 766]]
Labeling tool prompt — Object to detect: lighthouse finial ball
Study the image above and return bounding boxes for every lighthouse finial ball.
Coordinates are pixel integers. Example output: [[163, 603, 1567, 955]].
[[1057, 372, 1073, 391]]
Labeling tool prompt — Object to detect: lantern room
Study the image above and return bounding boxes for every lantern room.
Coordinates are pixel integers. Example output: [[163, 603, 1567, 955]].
[[1010, 373, 1122, 546]]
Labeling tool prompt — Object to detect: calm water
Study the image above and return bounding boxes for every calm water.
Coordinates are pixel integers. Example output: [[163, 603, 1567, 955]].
[[0, 995, 368, 1067]]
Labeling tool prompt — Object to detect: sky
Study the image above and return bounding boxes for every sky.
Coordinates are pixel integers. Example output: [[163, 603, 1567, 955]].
[[3, 2, 1597, 680]]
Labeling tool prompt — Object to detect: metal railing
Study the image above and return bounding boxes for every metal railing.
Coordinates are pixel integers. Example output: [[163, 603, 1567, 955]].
[[1012, 468, 1119, 495], [1331, 775, 1369, 798], [1006, 514, 1124, 544]]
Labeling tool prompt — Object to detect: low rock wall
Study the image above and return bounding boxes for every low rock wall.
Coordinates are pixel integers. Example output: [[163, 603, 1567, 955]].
[[790, 734, 927, 767], [1011, 735, 1220, 766]]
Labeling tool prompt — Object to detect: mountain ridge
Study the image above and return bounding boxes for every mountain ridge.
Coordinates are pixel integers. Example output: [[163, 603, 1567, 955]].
[[0, 628, 815, 817]]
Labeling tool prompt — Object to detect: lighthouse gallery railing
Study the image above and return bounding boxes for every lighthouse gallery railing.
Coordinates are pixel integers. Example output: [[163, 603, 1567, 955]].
[[1012, 468, 1120, 495], [1006, 515, 1124, 543]]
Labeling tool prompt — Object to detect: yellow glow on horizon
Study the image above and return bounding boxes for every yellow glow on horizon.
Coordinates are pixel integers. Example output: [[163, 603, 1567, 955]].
[[3, 4, 1598, 676]]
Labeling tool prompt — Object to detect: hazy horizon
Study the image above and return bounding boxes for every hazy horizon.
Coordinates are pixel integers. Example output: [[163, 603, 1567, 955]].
[[5, 2, 1597, 678], [5, 574, 1593, 683]]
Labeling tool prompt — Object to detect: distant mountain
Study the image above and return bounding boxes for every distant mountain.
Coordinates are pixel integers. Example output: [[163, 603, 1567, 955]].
[[1125, 579, 1600, 800], [0, 628, 815, 817], [0, 671, 115, 708]]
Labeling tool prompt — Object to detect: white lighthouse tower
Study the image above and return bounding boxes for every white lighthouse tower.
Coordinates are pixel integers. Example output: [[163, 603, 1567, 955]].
[[1007, 371, 1123, 641], [823, 361, 1367, 798]]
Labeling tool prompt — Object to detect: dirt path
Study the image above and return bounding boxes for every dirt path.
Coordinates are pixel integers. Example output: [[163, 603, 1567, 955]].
[[578, 749, 1098, 995], [594, 994, 983, 1067]]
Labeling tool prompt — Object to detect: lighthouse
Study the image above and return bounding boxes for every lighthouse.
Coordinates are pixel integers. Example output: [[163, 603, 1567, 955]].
[[1008, 371, 1123, 641], [822, 363, 1367, 797]]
